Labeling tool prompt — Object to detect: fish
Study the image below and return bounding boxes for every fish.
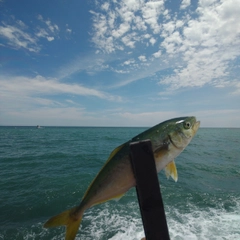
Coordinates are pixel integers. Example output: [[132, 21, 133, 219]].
[[44, 116, 200, 240]]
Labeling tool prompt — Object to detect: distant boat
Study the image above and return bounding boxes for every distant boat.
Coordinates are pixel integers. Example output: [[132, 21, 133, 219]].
[[36, 125, 41, 129]]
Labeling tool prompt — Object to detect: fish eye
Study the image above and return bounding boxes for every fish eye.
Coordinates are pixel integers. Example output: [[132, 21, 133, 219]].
[[184, 121, 191, 129]]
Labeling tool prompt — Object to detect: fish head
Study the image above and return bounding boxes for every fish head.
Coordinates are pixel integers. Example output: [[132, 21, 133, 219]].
[[132, 116, 200, 152], [149, 116, 200, 174], [167, 116, 200, 150]]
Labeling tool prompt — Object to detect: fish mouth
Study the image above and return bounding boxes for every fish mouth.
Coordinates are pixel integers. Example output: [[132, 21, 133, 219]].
[[193, 121, 200, 134]]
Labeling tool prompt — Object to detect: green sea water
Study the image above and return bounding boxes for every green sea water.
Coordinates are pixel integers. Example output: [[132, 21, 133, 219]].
[[0, 126, 239, 240]]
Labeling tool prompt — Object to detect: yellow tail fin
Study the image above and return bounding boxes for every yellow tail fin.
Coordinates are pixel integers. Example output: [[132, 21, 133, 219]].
[[44, 206, 83, 240]]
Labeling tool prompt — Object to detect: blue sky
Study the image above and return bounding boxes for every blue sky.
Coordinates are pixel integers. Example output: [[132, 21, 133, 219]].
[[0, 0, 240, 127]]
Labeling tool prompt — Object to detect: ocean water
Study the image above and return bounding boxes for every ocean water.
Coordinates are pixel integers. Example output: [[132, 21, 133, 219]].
[[0, 126, 239, 240]]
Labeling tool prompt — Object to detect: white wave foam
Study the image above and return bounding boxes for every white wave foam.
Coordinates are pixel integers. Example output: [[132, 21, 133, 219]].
[[9, 199, 240, 240], [79, 206, 144, 240], [78, 199, 240, 240], [166, 201, 240, 240]]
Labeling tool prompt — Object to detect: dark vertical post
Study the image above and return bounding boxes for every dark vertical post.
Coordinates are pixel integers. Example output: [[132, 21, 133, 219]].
[[130, 140, 170, 240]]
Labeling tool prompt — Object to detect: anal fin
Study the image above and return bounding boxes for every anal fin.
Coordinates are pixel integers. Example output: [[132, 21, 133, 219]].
[[165, 160, 178, 182]]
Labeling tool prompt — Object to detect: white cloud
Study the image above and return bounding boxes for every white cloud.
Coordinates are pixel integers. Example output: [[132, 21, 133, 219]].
[[37, 14, 43, 21], [35, 28, 48, 38], [162, 21, 176, 35], [16, 20, 27, 29], [101, 2, 110, 11], [114, 69, 129, 74], [47, 36, 54, 41], [114, 110, 178, 126], [45, 20, 59, 33], [138, 55, 146, 62], [66, 28, 72, 34], [0, 22, 39, 52], [90, 0, 164, 52], [0, 107, 90, 126], [35, 27, 55, 41], [112, 23, 130, 38], [180, 0, 191, 10], [123, 59, 135, 65], [36, 15, 59, 42], [0, 15, 64, 52], [161, 30, 182, 54], [158, 0, 240, 91], [34, 97, 63, 106], [149, 37, 156, 45], [153, 50, 161, 58], [0, 75, 122, 102], [65, 99, 75, 104], [190, 109, 240, 127], [144, 33, 151, 39], [90, 0, 240, 95], [90, 11, 115, 53], [133, 16, 147, 31], [231, 81, 240, 95], [57, 53, 113, 80], [85, 0, 240, 97], [37, 15, 59, 34], [175, 20, 184, 28], [122, 0, 144, 12], [141, 0, 164, 34], [121, 34, 136, 48]]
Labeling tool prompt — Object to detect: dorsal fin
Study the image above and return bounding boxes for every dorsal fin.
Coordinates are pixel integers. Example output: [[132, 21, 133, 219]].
[[165, 160, 178, 182], [108, 143, 125, 162], [82, 143, 125, 200]]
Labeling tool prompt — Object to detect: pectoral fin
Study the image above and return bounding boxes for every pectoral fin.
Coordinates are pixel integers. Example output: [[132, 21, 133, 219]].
[[165, 160, 178, 182]]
